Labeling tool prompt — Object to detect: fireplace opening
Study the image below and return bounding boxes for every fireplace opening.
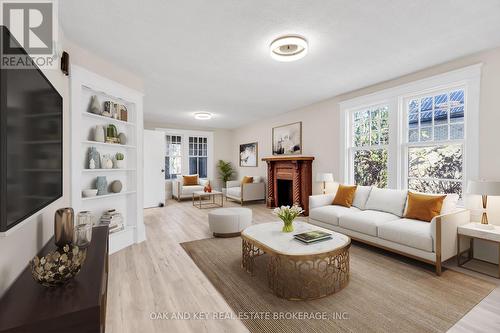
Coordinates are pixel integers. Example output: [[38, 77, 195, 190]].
[[277, 179, 293, 207]]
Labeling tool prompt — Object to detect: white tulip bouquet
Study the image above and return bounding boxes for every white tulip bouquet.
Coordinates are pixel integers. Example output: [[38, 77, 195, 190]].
[[273, 205, 304, 232]]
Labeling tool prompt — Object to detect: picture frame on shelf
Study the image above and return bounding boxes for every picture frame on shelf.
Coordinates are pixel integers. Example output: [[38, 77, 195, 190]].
[[239, 142, 258, 167], [272, 121, 302, 155]]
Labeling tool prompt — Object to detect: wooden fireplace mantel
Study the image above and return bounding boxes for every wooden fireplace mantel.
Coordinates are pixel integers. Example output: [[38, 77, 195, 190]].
[[262, 156, 315, 162], [262, 156, 314, 215]]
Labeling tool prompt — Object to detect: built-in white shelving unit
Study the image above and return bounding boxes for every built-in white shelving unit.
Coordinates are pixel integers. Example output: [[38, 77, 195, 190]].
[[70, 65, 145, 254]]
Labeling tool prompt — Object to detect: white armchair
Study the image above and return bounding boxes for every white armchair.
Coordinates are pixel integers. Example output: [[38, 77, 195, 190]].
[[226, 177, 266, 205], [172, 177, 209, 201]]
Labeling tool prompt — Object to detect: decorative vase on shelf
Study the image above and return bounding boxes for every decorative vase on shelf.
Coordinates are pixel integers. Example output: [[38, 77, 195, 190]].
[[88, 147, 101, 169], [111, 180, 123, 193], [94, 125, 105, 142], [96, 176, 108, 195], [118, 132, 127, 145], [101, 154, 113, 169], [89, 95, 101, 115], [273, 205, 304, 233]]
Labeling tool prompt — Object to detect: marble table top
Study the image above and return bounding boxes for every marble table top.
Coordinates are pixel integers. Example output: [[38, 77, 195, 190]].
[[242, 221, 350, 256]]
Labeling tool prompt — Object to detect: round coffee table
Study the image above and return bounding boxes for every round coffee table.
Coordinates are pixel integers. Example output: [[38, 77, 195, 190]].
[[241, 221, 350, 301]]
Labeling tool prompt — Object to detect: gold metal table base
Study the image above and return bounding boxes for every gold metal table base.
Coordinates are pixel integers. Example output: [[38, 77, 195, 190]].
[[241, 238, 350, 301]]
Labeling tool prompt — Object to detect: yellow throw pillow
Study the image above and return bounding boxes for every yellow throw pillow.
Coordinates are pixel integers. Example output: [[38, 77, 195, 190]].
[[241, 176, 254, 184], [332, 185, 357, 208], [404, 192, 446, 222], [183, 175, 199, 186]]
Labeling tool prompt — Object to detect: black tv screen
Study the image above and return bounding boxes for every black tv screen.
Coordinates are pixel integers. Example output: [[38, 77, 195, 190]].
[[0, 26, 63, 232]]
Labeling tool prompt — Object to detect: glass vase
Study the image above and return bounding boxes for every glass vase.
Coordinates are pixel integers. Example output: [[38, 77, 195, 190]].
[[281, 218, 294, 232]]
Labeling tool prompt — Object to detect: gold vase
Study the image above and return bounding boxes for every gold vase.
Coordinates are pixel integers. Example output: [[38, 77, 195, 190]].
[[54, 208, 74, 248]]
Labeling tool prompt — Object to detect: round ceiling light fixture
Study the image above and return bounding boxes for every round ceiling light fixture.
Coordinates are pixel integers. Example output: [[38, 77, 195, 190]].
[[269, 35, 308, 62], [194, 112, 212, 120]]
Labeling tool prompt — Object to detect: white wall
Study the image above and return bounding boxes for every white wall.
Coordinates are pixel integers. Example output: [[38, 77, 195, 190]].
[[230, 46, 500, 264], [0, 33, 144, 297]]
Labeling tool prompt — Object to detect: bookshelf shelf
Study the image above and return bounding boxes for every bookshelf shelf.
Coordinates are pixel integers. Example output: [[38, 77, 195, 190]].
[[71, 65, 145, 254]]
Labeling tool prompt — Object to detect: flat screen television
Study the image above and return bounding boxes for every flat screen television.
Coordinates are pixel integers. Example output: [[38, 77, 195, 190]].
[[0, 26, 63, 232]]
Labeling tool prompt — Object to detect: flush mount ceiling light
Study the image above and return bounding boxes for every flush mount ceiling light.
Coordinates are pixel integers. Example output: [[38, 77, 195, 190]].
[[269, 35, 308, 62], [194, 112, 212, 120]]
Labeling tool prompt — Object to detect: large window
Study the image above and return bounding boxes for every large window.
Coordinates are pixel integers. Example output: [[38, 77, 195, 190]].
[[341, 65, 480, 199], [188, 136, 208, 178], [405, 88, 465, 197], [350, 105, 389, 188], [165, 135, 182, 179]]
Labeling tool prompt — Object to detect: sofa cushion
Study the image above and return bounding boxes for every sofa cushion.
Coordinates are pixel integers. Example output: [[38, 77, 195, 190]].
[[181, 185, 204, 195], [339, 210, 399, 236], [378, 218, 434, 252], [309, 205, 360, 226], [365, 187, 408, 217], [183, 174, 199, 186], [226, 186, 241, 198], [253, 176, 263, 183], [403, 192, 459, 216], [352, 185, 372, 210], [332, 185, 357, 207], [404, 192, 446, 222], [242, 176, 253, 184]]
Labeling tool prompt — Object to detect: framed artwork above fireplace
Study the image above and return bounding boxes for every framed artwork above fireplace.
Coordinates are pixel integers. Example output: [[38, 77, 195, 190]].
[[272, 122, 302, 155]]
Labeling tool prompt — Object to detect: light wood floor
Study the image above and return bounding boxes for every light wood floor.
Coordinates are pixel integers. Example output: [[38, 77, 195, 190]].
[[106, 199, 500, 333]]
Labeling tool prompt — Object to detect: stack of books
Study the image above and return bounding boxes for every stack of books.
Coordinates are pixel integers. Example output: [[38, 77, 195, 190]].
[[100, 209, 124, 234], [294, 230, 332, 244]]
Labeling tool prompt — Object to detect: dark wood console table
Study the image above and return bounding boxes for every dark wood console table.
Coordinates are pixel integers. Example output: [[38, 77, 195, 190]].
[[0, 226, 109, 333]]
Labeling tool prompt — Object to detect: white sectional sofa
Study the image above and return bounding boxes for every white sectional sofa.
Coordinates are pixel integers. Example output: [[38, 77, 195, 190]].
[[308, 186, 470, 275]]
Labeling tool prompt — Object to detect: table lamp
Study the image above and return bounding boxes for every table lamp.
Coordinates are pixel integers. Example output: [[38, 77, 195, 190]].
[[467, 180, 500, 230], [316, 173, 334, 194]]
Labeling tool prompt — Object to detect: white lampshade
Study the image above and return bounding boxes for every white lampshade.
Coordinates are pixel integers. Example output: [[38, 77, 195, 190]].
[[467, 180, 500, 196], [316, 173, 334, 183]]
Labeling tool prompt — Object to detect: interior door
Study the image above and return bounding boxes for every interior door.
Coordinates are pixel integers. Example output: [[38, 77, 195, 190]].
[[143, 130, 166, 208]]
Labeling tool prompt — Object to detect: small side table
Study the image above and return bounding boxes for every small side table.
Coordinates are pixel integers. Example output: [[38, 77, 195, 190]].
[[457, 223, 500, 278]]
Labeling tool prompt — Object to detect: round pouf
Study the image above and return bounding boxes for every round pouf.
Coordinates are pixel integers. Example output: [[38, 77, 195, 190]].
[[208, 207, 252, 237]]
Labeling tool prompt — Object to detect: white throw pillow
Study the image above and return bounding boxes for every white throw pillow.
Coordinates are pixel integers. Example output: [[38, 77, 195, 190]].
[[364, 187, 408, 217], [352, 186, 372, 210], [252, 176, 262, 183], [403, 192, 459, 216]]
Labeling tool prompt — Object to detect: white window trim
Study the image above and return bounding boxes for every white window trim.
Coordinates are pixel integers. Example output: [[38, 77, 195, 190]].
[[155, 128, 214, 182], [339, 64, 481, 193]]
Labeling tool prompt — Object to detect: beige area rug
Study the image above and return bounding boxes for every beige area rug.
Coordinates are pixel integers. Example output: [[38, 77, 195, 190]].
[[181, 237, 495, 333]]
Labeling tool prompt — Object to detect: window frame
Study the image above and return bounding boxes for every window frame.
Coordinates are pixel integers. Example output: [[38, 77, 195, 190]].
[[401, 85, 467, 197], [188, 136, 208, 178], [339, 64, 481, 201], [165, 135, 182, 180], [347, 103, 391, 188]]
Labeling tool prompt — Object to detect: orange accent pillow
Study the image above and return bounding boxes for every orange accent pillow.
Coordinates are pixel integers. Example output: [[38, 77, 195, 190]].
[[333, 185, 357, 208], [183, 175, 199, 186], [241, 176, 253, 184], [404, 192, 446, 222]]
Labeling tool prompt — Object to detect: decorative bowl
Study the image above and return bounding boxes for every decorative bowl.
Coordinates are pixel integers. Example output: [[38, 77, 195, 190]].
[[82, 189, 98, 197], [30, 245, 87, 287]]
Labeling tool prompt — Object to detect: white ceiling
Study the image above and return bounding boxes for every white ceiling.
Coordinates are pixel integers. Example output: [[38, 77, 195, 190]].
[[60, 0, 500, 129]]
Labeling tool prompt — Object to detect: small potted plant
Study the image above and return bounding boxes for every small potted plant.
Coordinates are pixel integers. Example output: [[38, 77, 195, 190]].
[[273, 205, 304, 232], [115, 153, 125, 169]]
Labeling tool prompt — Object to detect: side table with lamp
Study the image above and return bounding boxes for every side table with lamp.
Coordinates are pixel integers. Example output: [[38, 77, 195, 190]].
[[457, 180, 500, 278], [316, 173, 334, 194]]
